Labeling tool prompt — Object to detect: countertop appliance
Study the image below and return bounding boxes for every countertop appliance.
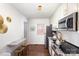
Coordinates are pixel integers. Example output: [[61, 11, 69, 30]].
[[58, 12, 78, 31]]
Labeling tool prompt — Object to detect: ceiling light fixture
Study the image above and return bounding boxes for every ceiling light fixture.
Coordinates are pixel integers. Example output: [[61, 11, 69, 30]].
[[37, 5, 43, 11]]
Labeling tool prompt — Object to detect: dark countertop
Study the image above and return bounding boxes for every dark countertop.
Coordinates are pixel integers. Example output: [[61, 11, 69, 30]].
[[48, 37, 79, 56]]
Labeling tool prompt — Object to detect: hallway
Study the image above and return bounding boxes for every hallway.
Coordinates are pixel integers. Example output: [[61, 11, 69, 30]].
[[23, 44, 50, 56]]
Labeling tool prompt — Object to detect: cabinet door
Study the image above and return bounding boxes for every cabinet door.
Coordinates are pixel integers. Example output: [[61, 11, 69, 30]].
[[51, 49, 55, 56], [48, 39, 52, 55], [63, 3, 68, 16], [63, 3, 77, 16]]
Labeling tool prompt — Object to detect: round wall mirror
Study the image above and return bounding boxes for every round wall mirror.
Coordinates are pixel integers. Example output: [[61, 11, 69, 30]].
[[0, 15, 8, 33]]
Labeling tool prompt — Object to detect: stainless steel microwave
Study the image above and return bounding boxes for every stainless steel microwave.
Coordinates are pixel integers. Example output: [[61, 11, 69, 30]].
[[58, 12, 78, 31]]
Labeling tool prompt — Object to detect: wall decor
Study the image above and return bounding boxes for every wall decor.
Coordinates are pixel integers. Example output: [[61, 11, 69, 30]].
[[6, 16, 12, 22], [37, 24, 45, 35], [0, 15, 8, 33], [0, 15, 4, 24], [0, 24, 8, 33], [0, 16, 3, 30], [30, 26, 35, 31]]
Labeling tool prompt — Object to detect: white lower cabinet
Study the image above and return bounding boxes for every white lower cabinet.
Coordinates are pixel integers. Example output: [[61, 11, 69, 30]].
[[51, 49, 55, 56], [48, 38, 52, 55], [48, 37, 55, 56], [49, 46, 52, 55], [48, 37, 64, 56]]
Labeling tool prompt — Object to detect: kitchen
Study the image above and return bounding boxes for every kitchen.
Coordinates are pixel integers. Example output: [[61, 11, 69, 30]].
[[0, 3, 79, 56]]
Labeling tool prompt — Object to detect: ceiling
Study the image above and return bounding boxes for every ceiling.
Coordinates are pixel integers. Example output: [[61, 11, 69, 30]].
[[11, 3, 60, 19]]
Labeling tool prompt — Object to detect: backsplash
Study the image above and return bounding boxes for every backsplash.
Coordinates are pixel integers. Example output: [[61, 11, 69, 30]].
[[59, 31, 79, 47]]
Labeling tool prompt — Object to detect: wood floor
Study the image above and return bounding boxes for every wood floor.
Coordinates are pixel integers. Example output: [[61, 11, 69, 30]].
[[23, 44, 50, 56]]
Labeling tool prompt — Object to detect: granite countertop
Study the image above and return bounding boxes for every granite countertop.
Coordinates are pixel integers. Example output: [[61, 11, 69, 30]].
[[0, 38, 26, 56], [8, 38, 26, 46]]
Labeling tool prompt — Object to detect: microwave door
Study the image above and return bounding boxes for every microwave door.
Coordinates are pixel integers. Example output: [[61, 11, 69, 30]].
[[65, 18, 68, 29], [67, 17, 73, 30], [58, 18, 67, 29]]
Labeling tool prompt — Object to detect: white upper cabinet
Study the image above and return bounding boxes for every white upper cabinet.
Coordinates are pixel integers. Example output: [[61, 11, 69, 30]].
[[67, 3, 77, 15], [63, 3, 68, 17], [50, 3, 78, 28], [63, 3, 77, 17]]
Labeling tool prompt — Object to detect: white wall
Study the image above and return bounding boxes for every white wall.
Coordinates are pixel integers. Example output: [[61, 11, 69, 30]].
[[50, 4, 65, 28], [0, 4, 27, 49], [26, 18, 49, 45], [60, 31, 79, 47], [50, 3, 79, 47]]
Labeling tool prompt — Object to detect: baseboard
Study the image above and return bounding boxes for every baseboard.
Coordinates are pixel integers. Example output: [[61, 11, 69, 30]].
[[26, 44, 45, 47]]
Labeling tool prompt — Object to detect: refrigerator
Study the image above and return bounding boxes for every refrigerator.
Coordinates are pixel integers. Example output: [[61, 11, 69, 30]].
[[45, 24, 52, 49]]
